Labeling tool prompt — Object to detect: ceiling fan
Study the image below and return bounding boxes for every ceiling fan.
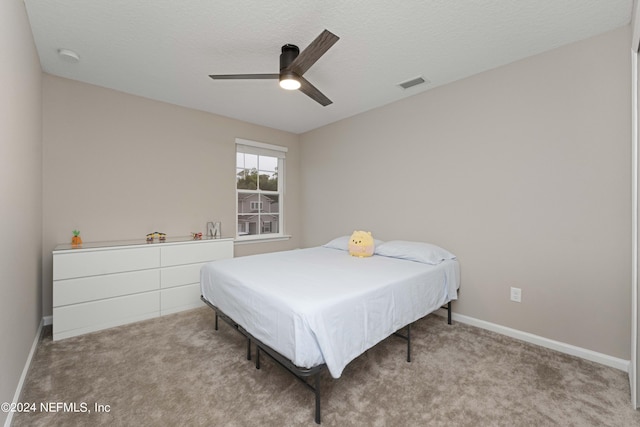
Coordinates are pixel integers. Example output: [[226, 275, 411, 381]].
[[209, 29, 339, 106]]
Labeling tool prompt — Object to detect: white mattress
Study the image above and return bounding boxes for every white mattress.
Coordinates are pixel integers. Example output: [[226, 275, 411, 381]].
[[200, 246, 460, 378]]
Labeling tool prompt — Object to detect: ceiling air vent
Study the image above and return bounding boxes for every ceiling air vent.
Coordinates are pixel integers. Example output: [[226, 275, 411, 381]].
[[398, 76, 428, 89]]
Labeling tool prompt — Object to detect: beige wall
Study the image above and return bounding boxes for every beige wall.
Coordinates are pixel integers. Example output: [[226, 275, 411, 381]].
[[0, 0, 43, 423], [300, 27, 632, 359], [42, 75, 302, 316]]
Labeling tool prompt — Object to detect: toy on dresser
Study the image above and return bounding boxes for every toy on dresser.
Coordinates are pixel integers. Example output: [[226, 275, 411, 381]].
[[146, 232, 166, 242], [71, 230, 83, 247]]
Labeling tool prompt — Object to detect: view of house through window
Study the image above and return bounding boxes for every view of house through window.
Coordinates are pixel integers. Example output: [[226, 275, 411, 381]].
[[236, 140, 285, 239]]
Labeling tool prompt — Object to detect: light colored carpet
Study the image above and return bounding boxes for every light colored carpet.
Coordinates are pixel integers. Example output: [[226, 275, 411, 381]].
[[12, 307, 640, 426]]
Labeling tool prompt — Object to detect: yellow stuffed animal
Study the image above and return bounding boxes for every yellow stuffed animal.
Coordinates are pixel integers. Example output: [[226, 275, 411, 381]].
[[348, 230, 375, 258]]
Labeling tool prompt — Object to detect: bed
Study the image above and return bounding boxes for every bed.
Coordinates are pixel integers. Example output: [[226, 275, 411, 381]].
[[200, 238, 460, 423]]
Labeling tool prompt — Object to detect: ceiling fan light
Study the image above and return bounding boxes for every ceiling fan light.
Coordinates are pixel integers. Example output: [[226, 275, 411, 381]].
[[279, 73, 301, 90]]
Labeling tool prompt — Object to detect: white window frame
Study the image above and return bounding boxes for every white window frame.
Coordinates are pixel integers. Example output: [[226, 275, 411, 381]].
[[235, 138, 287, 242]]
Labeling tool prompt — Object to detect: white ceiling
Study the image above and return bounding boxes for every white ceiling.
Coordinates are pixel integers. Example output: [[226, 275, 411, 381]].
[[24, 0, 633, 134]]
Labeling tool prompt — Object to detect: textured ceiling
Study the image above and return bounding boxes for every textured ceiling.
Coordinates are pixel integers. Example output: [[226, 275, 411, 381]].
[[24, 0, 633, 134]]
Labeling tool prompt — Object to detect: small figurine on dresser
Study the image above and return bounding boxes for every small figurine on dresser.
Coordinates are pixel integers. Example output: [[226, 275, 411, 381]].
[[146, 232, 167, 242], [71, 230, 83, 247]]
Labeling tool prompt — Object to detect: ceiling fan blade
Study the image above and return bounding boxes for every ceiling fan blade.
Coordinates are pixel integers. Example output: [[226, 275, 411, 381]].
[[298, 76, 332, 106], [288, 30, 339, 76], [209, 73, 279, 80]]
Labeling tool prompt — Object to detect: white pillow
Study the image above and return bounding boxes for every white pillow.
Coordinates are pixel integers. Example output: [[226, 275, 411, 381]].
[[323, 235, 384, 251], [375, 240, 456, 265]]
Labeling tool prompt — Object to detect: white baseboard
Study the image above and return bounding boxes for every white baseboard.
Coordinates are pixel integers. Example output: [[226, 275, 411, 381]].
[[435, 309, 630, 372], [42, 315, 52, 326], [4, 318, 44, 427]]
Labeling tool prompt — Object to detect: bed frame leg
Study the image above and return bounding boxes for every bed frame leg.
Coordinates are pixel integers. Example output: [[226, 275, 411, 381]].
[[215, 313, 219, 330], [247, 337, 252, 361], [406, 323, 411, 363], [256, 346, 261, 369], [447, 301, 452, 325], [314, 373, 321, 424]]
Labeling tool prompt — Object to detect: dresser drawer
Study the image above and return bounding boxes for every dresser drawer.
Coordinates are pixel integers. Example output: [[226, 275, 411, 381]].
[[54, 269, 160, 307], [160, 241, 233, 267], [160, 283, 205, 315], [160, 263, 205, 289], [53, 247, 161, 280], [53, 292, 160, 340]]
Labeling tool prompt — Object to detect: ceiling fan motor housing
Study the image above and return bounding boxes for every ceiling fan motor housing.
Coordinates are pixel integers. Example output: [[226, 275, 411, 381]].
[[280, 44, 300, 71]]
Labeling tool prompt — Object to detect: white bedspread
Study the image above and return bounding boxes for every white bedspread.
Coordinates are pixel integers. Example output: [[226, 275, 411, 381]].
[[200, 247, 460, 378]]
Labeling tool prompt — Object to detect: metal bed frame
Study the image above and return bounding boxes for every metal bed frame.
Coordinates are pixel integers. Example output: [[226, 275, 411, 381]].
[[201, 295, 453, 424]]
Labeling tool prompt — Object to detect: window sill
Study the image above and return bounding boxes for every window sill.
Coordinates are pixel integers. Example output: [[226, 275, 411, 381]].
[[234, 235, 292, 245]]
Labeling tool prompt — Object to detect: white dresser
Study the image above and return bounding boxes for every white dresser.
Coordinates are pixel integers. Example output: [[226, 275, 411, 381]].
[[52, 237, 234, 340]]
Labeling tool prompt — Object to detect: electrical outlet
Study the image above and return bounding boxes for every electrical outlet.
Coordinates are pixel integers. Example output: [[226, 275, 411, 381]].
[[510, 287, 522, 303]]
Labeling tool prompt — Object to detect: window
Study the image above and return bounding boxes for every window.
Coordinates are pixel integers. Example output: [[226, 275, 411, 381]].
[[236, 139, 286, 240]]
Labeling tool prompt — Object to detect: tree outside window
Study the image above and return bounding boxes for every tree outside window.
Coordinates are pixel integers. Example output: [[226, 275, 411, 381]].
[[236, 140, 285, 239]]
